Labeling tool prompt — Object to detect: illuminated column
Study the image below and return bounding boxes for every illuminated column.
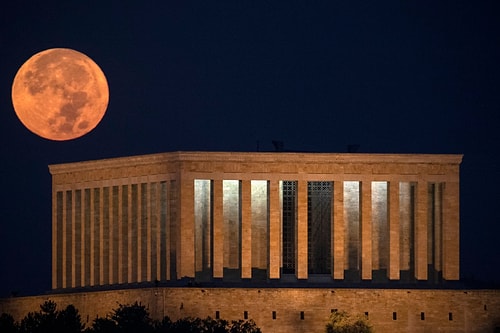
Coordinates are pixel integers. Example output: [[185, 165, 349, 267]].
[[79, 191, 85, 287], [166, 180, 174, 281], [99, 187, 105, 285], [415, 181, 428, 280], [153, 183, 160, 281], [137, 184, 142, 283], [127, 186, 133, 284], [296, 180, 308, 279], [90, 188, 96, 286], [433, 184, 442, 273], [269, 180, 281, 279], [388, 181, 400, 280], [67, 191, 73, 288], [146, 183, 152, 282], [162, 181, 169, 281], [71, 190, 77, 288], [62, 191, 68, 288], [333, 181, 345, 279], [442, 181, 459, 280], [361, 181, 372, 280], [212, 179, 224, 278], [241, 180, 252, 279], [52, 190, 57, 289], [108, 187, 114, 285], [178, 176, 195, 279], [118, 185, 123, 284]]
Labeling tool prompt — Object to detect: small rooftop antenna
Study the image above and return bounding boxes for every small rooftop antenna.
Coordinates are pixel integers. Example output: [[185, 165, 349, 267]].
[[272, 140, 284, 152]]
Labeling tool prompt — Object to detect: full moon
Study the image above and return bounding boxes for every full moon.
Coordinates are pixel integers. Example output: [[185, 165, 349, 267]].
[[11, 48, 109, 141]]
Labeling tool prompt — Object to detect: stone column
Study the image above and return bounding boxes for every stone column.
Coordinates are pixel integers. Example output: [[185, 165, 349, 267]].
[[90, 188, 96, 286], [99, 187, 105, 286], [241, 180, 252, 279], [127, 184, 137, 283], [434, 183, 442, 273], [80, 190, 86, 287], [415, 181, 428, 280], [137, 183, 142, 283], [333, 181, 345, 279], [178, 175, 195, 279], [168, 180, 176, 281], [155, 182, 162, 281], [212, 179, 224, 278], [62, 191, 68, 288], [71, 190, 77, 288], [442, 181, 459, 280], [52, 189, 57, 289], [268, 180, 281, 279], [146, 182, 152, 282], [162, 181, 170, 281], [118, 185, 124, 284], [388, 181, 400, 280], [296, 180, 308, 279], [361, 181, 372, 280], [108, 187, 114, 285]]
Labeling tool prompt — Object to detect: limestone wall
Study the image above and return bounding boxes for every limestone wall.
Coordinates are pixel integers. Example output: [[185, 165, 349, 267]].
[[1, 287, 499, 333]]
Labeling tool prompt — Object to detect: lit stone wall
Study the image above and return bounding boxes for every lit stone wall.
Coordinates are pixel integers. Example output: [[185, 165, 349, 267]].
[[251, 180, 268, 271], [49, 152, 462, 289], [223, 180, 240, 273], [399, 182, 414, 273], [1, 288, 499, 333], [371, 181, 388, 273]]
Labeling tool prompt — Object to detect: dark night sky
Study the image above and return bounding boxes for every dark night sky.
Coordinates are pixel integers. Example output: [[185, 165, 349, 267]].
[[1, 1, 499, 297]]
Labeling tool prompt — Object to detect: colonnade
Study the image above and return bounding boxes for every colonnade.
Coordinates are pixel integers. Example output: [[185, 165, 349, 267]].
[[50, 151, 461, 290], [185, 178, 460, 283]]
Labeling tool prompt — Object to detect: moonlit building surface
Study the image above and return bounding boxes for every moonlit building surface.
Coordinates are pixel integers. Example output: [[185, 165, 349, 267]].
[[48, 151, 462, 290]]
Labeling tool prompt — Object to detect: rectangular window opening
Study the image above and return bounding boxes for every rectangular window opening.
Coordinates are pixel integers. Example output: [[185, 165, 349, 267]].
[[300, 311, 304, 320], [421, 312, 425, 320], [393, 312, 397, 320], [307, 181, 332, 274], [244, 311, 248, 320], [215, 311, 220, 319], [281, 181, 297, 274], [272, 311, 276, 320], [449, 312, 453, 321]]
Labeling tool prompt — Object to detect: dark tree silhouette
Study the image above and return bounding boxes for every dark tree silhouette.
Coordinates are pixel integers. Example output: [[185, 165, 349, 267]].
[[0, 312, 18, 333], [201, 317, 229, 333], [170, 317, 204, 333], [57, 304, 85, 333], [111, 302, 154, 333], [86, 317, 118, 333], [153, 316, 173, 333], [5, 300, 262, 333], [228, 319, 262, 333], [19, 300, 58, 333], [18, 300, 84, 333]]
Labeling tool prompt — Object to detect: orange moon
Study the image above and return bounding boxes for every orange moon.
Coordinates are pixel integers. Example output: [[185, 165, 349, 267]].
[[11, 48, 109, 141]]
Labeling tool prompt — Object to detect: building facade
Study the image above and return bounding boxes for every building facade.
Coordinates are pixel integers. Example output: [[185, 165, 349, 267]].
[[48, 151, 462, 290]]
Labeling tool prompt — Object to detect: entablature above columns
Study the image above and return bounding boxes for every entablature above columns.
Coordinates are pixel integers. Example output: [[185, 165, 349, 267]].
[[49, 151, 463, 187]]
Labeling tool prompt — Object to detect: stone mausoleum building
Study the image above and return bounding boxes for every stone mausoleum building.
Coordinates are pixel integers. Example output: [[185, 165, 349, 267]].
[[48, 151, 461, 289], [4, 151, 500, 333]]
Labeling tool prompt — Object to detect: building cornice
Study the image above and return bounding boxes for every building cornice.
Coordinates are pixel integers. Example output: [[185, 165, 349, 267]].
[[48, 151, 463, 175]]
